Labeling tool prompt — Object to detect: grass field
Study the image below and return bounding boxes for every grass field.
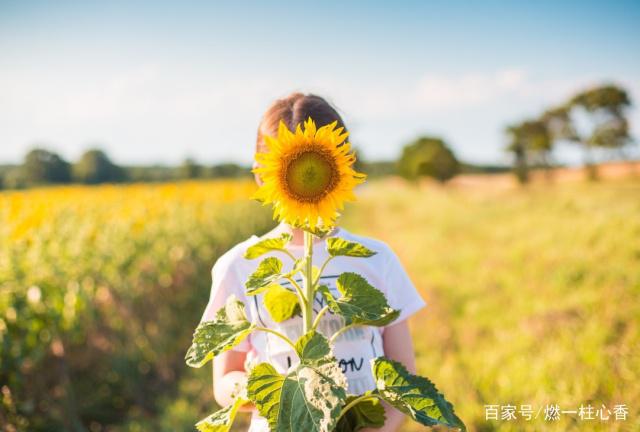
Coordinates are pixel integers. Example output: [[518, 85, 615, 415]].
[[342, 178, 640, 431], [2, 176, 639, 431]]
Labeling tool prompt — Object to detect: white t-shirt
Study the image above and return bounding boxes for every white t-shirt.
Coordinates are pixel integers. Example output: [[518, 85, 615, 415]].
[[200, 224, 426, 431]]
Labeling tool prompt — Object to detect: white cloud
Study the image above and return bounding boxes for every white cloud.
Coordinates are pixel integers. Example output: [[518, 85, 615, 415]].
[[414, 68, 528, 110]]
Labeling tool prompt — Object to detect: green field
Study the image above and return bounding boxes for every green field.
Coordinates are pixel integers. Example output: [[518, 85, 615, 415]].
[[2, 178, 639, 431], [342, 179, 640, 431]]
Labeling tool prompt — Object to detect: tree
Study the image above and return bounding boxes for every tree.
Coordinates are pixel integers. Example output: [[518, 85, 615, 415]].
[[541, 105, 578, 143], [73, 149, 124, 184], [398, 137, 459, 183], [568, 84, 632, 180], [505, 125, 530, 184], [207, 163, 250, 178], [179, 158, 202, 179], [505, 120, 554, 183], [22, 148, 71, 185]]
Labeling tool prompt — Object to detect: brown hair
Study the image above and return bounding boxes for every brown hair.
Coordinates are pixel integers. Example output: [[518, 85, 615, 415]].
[[256, 93, 346, 155]]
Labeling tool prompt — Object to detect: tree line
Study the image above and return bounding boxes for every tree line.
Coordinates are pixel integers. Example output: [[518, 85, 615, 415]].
[[0, 149, 251, 189], [0, 143, 480, 189], [505, 83, 634, 183]]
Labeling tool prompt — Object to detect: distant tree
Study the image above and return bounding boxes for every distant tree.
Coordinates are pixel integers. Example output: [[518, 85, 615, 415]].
[[23, 148, 71, 184], [179, 158, 202, 179], [505, 125, 530, 184], [362, 161, 397, 178], [506, 120, 554, 183], [73, 149, 124, 184], [568, 84, 632, 180], [2, 168, 29, 189], [398, 137, 459, 183], [124, 165, 178, 182], [208, 163, 251, 178], [541, 105, 578, 143]]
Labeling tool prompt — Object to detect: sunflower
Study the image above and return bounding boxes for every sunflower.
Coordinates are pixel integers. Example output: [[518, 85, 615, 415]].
[[253, 118, 366, 230]]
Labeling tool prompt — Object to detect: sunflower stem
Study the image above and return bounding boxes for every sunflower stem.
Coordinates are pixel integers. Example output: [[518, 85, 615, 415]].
[[254, 327, 297, 352], [302, 230, 314, 334]]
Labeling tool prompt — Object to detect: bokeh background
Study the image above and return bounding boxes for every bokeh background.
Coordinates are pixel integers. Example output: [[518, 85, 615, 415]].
[[1, 1, 639, 431]]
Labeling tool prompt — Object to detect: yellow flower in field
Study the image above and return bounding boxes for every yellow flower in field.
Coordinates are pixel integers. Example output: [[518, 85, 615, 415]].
[[253, 118, 365, 230]]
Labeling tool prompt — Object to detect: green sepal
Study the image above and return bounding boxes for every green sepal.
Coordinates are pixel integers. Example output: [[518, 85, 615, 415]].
[[264, 284, 301, 323], [336, 392, 386, 432], [326, 238, 377, 258], [371, 357, 466, 431], [319, 273, 399, 327], [196, 396, 247, 432], [244, 233, 293, 259], [246, 257, 283, 295], [185, 296, 254, 368]]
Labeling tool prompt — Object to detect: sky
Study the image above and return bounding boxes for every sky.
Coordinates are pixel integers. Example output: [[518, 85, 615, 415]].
[[1, 0, 639, 166]]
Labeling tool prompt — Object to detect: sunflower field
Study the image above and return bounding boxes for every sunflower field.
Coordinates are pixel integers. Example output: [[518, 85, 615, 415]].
[[0, 181, 274, 430], [2, 177, 639, 431]]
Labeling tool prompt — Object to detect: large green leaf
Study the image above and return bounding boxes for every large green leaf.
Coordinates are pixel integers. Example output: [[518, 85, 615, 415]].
[[335, 393, 386, 432], [264, 284, 300, 323], [244, 233, 293, 259], [371, 357, 466, 431], [326, 238, 376, 258], [185, 296, 254, 368], [246, 363, 285, 430], [196, 396, 247, 432], [246, 257, 283, 295], [295, 330, 331, 365], [247, 337, 348, 432], [319, 273, 399, 327]]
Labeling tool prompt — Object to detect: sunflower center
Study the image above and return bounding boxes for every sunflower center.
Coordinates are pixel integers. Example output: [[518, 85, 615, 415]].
[[283, 148, 339, 202]]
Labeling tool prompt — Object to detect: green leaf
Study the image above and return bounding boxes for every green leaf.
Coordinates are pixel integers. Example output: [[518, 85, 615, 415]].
[[196, 396, 247, 432], [336, 393, 386, 432], [295, 330, 331, 365], [246, 257, 283, 295], [185, 296, 254, 368], [264, 284, 300, 323], [319, 273, 399, 327], [244, 233, 293, 259], [326, 238, 376, 258], [372, 357, 466, 431], [246, 363, 285, 430], [247, 360, 347, 432]]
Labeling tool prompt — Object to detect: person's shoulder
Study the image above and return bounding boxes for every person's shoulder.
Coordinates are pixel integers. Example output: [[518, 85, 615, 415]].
[[211, 234, 261, 274], [337, 228, 395, 258]]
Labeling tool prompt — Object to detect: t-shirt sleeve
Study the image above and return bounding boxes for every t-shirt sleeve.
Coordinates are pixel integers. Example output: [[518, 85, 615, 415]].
[[383, 246, 426, 326], [200, 254, 252, 353]]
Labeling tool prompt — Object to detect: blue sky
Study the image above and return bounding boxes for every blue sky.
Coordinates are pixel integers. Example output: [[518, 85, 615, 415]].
[[1, 1, 639, 165]]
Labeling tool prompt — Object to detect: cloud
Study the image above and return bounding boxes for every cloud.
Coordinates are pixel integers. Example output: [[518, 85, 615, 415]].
[[413, 68, 528, 110]]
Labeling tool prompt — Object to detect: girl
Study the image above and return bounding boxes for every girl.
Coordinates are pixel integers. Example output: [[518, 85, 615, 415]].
[[200, 93, 426, 432]]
